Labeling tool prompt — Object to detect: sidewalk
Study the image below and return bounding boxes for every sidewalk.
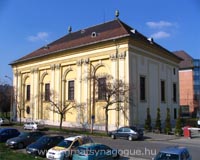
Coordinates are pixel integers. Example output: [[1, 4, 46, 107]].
[[144, 131, 200, 142], [144, 132, 180, 141]]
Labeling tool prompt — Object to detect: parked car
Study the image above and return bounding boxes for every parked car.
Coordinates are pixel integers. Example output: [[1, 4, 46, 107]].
[[0, 118, 10, 126], [24, 121, 44, 130], [46, 135, 93, 160], [72, 143, 119, 160], [153, 146, 192, 160], [26, 135, 64, 157], [0, 128, 20, 142], [108, 126, 143, 141], [6, 131, 45, 149]]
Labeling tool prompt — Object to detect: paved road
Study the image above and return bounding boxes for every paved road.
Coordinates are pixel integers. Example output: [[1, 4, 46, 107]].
[[1, 125, 200, 160], [92, 133, 200, 160]]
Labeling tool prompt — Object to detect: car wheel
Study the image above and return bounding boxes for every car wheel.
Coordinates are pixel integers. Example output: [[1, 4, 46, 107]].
[[111, 134, 116, 139], [128, 136, 133, 141], [18, 143, 24, 149]]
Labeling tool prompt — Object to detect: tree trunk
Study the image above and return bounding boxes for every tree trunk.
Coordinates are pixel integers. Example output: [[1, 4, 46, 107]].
[[105, 107, 109, 135], [19, 110, 22, 124], [59, 114, 63, 130]]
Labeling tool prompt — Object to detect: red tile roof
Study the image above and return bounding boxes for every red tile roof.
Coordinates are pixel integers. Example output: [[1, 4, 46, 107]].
[[11, 19, 181, 65]]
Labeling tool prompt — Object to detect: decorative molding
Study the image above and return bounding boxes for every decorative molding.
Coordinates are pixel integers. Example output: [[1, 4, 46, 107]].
[[110, 53, 117, 60], [34, 68, 39, 73], [76, 59, 90, 66], [83, 58, 89, 64], [98, 60, 102, 65], [62, 79, 66, 82], [14, 71, 18, 77], [76, 59, 82, 66], [63, 67, 73, 79], [55, 64, 61, 70], [118, 51, 126, 59], [18, 71, 21, 76], [31, 68, 35, 74], [50, 64, 55, 70], [110, 51, 126, 60]]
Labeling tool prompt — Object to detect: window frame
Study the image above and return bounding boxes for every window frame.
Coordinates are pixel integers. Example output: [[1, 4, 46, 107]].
[[26, 85, 30, 101], [68, 80, 74, 100], [98, 77, 106, 100], [140, 76, 146, 101], [45, 83, 50, 101], [173, 83, 177, 103], [161, 80, 166, 102]]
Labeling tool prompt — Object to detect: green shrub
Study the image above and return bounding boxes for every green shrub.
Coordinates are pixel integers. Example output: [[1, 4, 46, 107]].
[[164, 108, 171, 134], [155, 108, 162, 133], [144, 107, 152, 131]]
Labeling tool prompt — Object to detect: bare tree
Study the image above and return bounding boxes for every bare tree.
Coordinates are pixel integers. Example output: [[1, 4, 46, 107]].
[[101, 79, 131, 134], [0, 84, 11, 118], [14, 92, 25, 124], [46, 91, 82, 130], [85, 64, 132, 134]]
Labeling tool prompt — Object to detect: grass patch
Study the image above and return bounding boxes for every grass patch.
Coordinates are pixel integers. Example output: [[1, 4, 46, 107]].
[[48, 126, 108, 137], [0, 143, 43, 160]]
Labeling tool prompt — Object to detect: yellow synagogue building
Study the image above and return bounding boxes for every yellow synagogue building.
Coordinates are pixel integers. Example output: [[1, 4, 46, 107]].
[[10, 16, 182, 130]]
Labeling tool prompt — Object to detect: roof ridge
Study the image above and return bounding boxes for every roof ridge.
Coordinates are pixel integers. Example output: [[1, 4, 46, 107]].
[[115, 19, 132, 35]]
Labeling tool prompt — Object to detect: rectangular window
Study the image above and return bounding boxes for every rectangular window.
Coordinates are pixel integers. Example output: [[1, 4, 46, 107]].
[[173, 68, 176, 75], [98, 78, 106, 100], [173, 83, 177, 102], [161, 80, 165, 102], [140, 76, 146, 101], [26, 85, 30, 101], [174, 108, 177, 119], [45, 83, 50, 101], [68, 80, 74, 100]]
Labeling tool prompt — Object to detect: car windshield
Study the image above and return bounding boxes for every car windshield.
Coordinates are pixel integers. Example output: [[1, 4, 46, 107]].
[[154, 152, 179, 160], [57, 140, 73, 148], [37, 136, 50, 144], [19, 132, 29, 137], [130, 126, 140, 132]]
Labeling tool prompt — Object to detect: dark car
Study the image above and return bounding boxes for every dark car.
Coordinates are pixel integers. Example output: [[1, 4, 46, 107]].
[[0, 128, 20, 142], [26, 135, 64, 157], [108, 126, 143, 141], [153, 146, 192, 160], [6, 131, 45, 149]]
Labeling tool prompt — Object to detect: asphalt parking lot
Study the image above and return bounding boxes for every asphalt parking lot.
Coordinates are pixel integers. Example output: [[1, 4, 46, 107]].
[[1, 124, 200, 160]]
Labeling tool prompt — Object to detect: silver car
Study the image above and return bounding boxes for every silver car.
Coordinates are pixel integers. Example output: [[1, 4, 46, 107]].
[[24, 121, 44, 130]]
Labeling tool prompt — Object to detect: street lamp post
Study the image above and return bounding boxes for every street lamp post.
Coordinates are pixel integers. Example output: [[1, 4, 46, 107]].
[[5, 75, 13, 122]]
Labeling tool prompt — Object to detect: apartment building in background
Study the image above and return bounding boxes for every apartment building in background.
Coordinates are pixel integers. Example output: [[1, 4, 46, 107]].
[[174, 51, 200, 117]]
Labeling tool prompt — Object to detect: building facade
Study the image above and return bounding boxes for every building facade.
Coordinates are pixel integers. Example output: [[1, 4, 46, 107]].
[[174, 51, 200, 117], [11, 18, 181, 130]]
